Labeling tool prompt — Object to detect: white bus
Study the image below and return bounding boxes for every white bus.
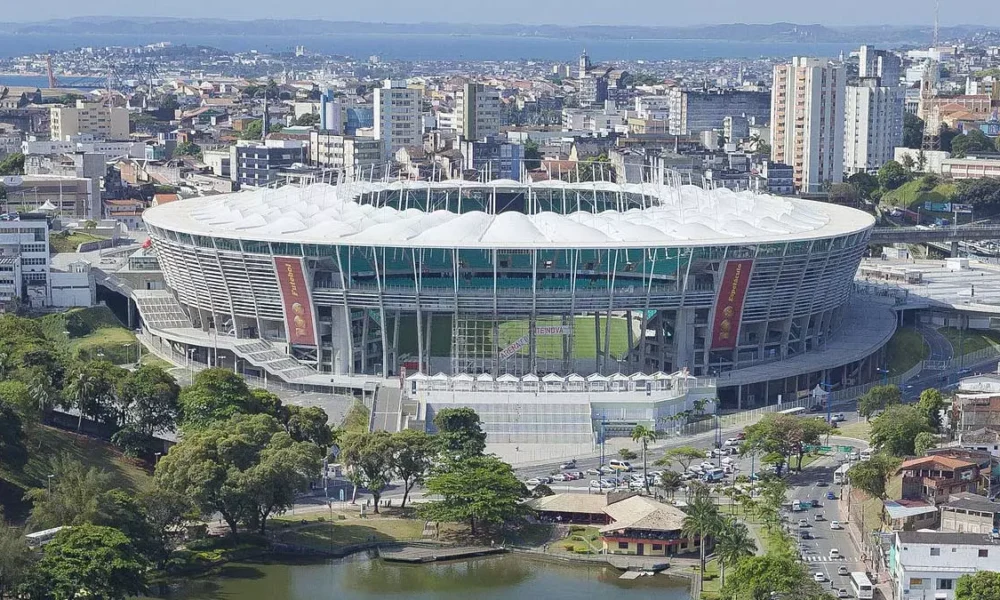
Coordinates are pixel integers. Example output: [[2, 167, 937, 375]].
[[778, 406, 807, 416], [850, 572, 874, 599], [834, 464, 850, 485]]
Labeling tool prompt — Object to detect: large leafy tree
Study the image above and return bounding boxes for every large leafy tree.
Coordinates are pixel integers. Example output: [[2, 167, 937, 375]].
[[339, 431, 396, 514], [955, 178, 1000, 216], [716, 518, 757, 588], [433, 407, 487, 459], [631, 424, 656, 493], [112, 365, 181, 455], [720, 553, 817, 600], [917, 388, 946, 430], [858, 384, 901, 421], [914, 431, 938, 455], [656, 445, 704, 472], [392, 429, 436, 508], [284, 405, 334, 448], [21, 524, 148, 600], [870, 404, 932, 456], [903, 113, 925, 149], [951, 129, 994, 158], [956, 570, 1000, 600], [848, 452, 901, 529], [93, 490, 157, 561], [0, 523, 33, 597], [25, 455, 113, 530], [154, 413, 321, 535], [847, 172, 879, 199], [420, 455, 529, 534], [137, 488, 197, 568], [177, 368, 257, 428], [682, 495, 723, 575], [742, 413, 830, 472], [877, 160, 909, 191], [0, 397, 28, 471]]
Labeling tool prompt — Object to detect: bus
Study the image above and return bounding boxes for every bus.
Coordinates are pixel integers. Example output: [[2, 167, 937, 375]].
[[778, 407, 807, 416], [850, 572, 874, 599], [834, 464, 850, 485]]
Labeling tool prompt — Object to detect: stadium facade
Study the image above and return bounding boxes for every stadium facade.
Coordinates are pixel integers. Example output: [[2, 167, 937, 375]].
[[141, 176, 884, 411]]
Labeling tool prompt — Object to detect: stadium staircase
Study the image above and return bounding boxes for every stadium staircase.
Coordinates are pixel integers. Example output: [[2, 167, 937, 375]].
[[231, 340, 318, 382]]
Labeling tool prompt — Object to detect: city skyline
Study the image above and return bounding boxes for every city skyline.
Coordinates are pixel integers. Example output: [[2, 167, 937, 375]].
[[0, 0, 990, 28]]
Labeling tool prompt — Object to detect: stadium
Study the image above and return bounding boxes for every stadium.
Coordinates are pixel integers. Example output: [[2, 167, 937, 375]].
[[139, 174, 891, 422]]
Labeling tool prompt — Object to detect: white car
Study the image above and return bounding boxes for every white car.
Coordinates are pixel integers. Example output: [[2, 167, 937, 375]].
[[700, 461, 716, 471], [721, 456, 735, 465], [829, 549, 841, 560], [813, 573, 826, 583], [725, 438, 741, 447], [525, 478, 542, 486], [830, 521, 843, 530], [585, 468, 601, 476], [560, 460, 577, 470], [590, 479, 614, 489], [833, 413, 846, 422], [551, 473, 569, 482]]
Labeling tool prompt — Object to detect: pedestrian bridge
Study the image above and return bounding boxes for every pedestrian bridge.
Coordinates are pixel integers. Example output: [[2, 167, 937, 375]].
[[871, 224, 1000, 244]]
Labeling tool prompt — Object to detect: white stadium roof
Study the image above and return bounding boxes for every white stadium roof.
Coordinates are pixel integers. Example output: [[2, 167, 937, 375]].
[[143, 182, 875, 249]]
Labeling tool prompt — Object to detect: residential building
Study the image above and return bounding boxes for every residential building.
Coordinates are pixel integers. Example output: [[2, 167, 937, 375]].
[[635, 95, 671, 120], [844, 78, 905, 175], [771, 57, 846, 193], [456, 83, 501, 141], [50, 101, 129, 141], [202, 149, 231, 178], [759, 161, 795, 195], [229, 139, 307, 189], [939, 493, 1000, 534], [667, 88, 770, 136], [898, 455, 980, 505], [942, 155, 1000, 181], [22, 136, 144, 159], [374, 80, 421, 160], [723, 115, 750, 142], [0, 214, 50, 307], [891, 531, 1000, 600], [0, 176, 93, 219], [953, 375, 1000, 431], [859, 45, 902, 85], [308, 131, 383, 180], [458, 137, 524, 180], [23, 152, 105, 219], [50, 258, 95, 308]]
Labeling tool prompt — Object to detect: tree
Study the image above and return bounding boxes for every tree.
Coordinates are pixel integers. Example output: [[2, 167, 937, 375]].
[[340, 431, 396, 514], [951, 129, 994, 158], [239, 119, 264, 140], [618, 448, 638, 461], [877, 160, 909, 191], [682, 495, 723, 575], [829, 182, 860, 205], [631, 424, 656, 493], [22, 524, 148, 600], [433, 407, 487, 459], [657, 446, 704, 473], [93, 489, 157, 561], [0, 397, 28, 470], [391, 429, 435, 509], [113, 365, 180, 454], [955, 178, 1000, 217], [137, 487, 196, 568], [178, 368, 256, 429], [716, 518, 757, 588], [294, 112, 321, 127], [523, 138, 542, 170], [901, 153, 916, 171], [0, 152, 24, 176], [720, 553, 814, 600], [342, 400, 370, 433], [917, 388, 946, 430], [25, 455, 113, 530], [848, 452, 901, 508], [847, 172, 879, 199], [284, 405, 333, 448], [420, 455, 529, 534], [657, 470, 683, 500], [914, 431, 938, 455], [903, 113, 925, 149], [742, 413, 830, 472], [858, 384, 902, 421], [154, 413, 321, 536], [173, 141, 202, 158], [62, 360, 125, 432], [531, 484, 555, 498], [870, 404, 932, 456], [956, 570, 1000, 600], [0, 523, 33, 597]]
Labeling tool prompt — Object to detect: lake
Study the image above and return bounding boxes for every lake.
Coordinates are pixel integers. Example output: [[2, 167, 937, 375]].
[[141, 553, 692, 600]]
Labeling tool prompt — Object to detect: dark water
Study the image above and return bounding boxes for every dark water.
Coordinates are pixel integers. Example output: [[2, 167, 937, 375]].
[[141, 554, 691, 600], [0, 32, 854, 61]]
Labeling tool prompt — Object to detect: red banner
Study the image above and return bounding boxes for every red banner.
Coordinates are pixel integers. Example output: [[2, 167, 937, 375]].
[[274, 256, 318, 347], [710, 259, 753, 351]]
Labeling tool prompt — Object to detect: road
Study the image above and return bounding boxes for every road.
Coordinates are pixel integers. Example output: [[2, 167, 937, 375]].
[[917, 325, 954, 362]]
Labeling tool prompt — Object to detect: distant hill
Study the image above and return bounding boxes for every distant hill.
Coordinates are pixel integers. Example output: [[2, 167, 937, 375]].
[[0, 18, 991, 45]]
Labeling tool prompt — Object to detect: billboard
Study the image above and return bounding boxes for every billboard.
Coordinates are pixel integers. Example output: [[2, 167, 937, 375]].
[[710, 259, 753, 351], [274, 256, 318, 347]]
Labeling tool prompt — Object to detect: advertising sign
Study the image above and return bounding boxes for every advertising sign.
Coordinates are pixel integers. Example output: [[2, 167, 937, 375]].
[[274, 256, 318, 346], [952, 203, 974, 214], [923, 201, 951, 213], [710, 259, 753, 350]]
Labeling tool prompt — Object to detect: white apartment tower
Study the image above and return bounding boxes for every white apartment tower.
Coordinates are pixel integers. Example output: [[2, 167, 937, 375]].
[[858, 45, 902, 85], [844, 78, 905, 175], [456, 83, 501, 141], [771, 57, 846, 193], [374, 80, 422, 161]]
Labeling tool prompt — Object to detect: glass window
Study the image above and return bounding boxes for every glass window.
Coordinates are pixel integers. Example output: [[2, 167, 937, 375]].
[[192, 235, 214, 248], [980, 549, 989, 558], [930, 547, 940, 556], [242, 240, 271, 254], [618, 542, 629, 549], [937, 579, 953, 590]]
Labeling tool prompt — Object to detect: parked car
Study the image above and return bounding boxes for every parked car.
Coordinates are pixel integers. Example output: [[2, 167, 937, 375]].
[[800, 531, 812, 540], [833, 413, 846, 422], [526, 478, 542, 486], [700, 462, 716, 471], [814, 513, 824, 521], [817, 481, 829, 487], [837, 589, 851, 599], [725, 438, 741, 447], [798, 519, 810, 528], [721, 456, 735, 465], [551, 473, 569, 482], [590, 479, 614, 489], [560, 460, 577, 470], [586, 468, 601, 476], [830, 521, 843, 530]]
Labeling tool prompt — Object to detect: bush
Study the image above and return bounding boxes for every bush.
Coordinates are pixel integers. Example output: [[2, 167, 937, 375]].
[[562, 543, 575, 551], [337, 514, 347, 520], [316, 516, 325, 522], [568, 525, 586, 532]]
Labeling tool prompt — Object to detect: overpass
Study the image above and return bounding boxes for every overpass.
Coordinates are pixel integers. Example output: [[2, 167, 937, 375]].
[[870, 224, 1000, 245]]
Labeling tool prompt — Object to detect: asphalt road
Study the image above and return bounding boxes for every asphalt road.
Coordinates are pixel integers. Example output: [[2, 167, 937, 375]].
[[917, 325, 954, 362]]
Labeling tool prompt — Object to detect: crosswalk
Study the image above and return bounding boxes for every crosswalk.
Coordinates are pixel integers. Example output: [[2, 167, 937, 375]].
[[801, 556, 857, 563]]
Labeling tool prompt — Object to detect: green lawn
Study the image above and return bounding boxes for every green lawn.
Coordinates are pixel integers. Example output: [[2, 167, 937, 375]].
[[0, 425, 151, 516], [838, 420, 871, 443], [276, 518, 425, 552], [938, 328, 1000, 357], [881, 178, 958, 210], [885, 327, 929, 375], [48, 231, 108, 254], [39, 306, 138, 363], [553, 525, 601, 554], [395, 314, 632, 360]]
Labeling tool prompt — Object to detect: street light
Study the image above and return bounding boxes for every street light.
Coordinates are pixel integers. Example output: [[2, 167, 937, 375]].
[[154, 452, 162, 465], [47, 474, 54, 496]]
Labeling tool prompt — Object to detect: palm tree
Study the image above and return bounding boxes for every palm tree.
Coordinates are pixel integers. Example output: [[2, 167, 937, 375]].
[[716, 518, 757, 588], [631, 424, 656, 493], [65, 368, 97, 432], [657, 470, 682, 500], [681, 496, 723, 576]]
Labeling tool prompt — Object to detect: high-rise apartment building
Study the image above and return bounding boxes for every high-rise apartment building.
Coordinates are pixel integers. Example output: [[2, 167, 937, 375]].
[[858, 45, 902, 86], [455, 83, 501, 141], [771, 58, 845, 193], [309, 131, 383, 180], [844, 78, 905, 175], [666, 88, 770, 136], [50, 100, 129, 141], [374, 80, 422, 160]]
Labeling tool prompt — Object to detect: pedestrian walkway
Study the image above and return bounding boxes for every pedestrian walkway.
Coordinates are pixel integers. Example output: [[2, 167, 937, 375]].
[[801, 556, 858, 563]]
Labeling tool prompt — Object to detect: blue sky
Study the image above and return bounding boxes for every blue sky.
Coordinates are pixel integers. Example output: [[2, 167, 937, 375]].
[[0, 0, 982, 27]]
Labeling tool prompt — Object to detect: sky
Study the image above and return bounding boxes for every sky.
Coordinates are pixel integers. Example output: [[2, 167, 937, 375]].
[[0, 0, 985, 27]]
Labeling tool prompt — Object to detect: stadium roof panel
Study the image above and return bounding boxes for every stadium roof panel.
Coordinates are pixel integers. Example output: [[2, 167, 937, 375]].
[[144, 182, 874, 249]]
